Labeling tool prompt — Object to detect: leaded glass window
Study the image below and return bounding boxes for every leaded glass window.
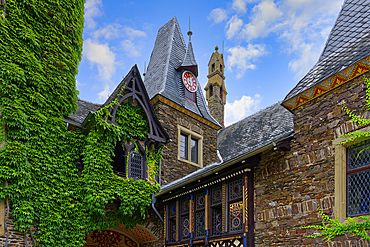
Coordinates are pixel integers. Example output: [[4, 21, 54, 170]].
[[170, 219, 176, 242], [348, 141, 370, 169], [196, 211, 206, 237], [169, 202, 176, 217], [229, 202, 243, 232], [347, 141, 370, 216], [212, 208, 222, 236], [181, 197, 190, 214], [130, 152, 142, 178], [212, 186, 222, 205], [181, 215, 190, 240], [196, 192, 206, 210], [229, 179, 243, 200]]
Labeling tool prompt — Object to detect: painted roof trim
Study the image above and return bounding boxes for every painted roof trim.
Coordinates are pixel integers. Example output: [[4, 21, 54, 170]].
[[282, 54, 370, 110]]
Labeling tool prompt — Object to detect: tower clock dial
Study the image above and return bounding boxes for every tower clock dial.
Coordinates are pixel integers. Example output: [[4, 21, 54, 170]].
[[182, 71, 197, 92]]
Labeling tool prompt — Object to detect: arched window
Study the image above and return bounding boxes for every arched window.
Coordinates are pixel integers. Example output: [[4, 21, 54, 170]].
[[212, 63, 215, 72], [209, 85, 213, 97], [220, 64, 223, 72], [220, 86, 223, 100]]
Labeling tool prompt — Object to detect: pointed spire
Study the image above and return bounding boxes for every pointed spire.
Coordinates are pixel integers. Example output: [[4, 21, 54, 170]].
[[187, 16, 193, 42]]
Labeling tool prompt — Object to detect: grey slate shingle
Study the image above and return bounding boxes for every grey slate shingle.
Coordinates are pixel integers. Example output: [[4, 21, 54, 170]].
[[217, 102, 294, 163], [284, 0, 370, 101], [67, 99, 101, 124], [144, 17, 221, 127]]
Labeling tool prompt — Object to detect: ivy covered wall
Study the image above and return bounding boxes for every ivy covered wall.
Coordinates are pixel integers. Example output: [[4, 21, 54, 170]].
[[0, 1, 161, 246]]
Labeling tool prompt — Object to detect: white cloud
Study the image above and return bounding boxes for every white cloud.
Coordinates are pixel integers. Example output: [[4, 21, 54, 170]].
[[123, 27, 146, 39], [226, 0, 342, 78], [93, 24, 121, 40], [240, 0, 282, 40], [232, 0, 248, 14], [225, 94, 262, 126], [84, 0, 102, 29], [227, 44, 268, 78], [121, 40, 141, 58], [83, 38, 116, 81], [226, 15, 243, 39], [208, 8, 228, 24], [93, 25, 147, 41], [98, 84, 111, 103]]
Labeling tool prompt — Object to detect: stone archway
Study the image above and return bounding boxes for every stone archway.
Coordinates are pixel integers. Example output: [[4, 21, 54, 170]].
[[85, 229, 139, 247]]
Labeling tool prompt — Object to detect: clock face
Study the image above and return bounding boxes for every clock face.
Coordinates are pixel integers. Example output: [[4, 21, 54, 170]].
[[182, 71, 197, 93]]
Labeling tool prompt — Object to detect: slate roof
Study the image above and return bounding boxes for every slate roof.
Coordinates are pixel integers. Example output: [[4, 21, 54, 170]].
[[144, 17, 221, 127], [158, 102, 294, 195], [218, 102, 294, 163], [180, 41, 197, 68], [66, 99, 101, 125], [284, 0, 370, 101]]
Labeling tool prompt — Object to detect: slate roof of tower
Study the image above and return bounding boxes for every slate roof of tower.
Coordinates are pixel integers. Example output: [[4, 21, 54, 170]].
[[218, 102, 294, 163], [284, 0, 370, 101], [144, 17, 221, 127], [180, 41, 197, 67]]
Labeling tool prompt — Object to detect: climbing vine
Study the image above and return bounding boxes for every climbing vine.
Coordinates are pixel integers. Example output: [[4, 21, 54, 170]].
[[0, 1, 161, 246]]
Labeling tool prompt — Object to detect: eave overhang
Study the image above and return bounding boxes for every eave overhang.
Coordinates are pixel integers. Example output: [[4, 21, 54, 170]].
[[282, 55, 370, 111]]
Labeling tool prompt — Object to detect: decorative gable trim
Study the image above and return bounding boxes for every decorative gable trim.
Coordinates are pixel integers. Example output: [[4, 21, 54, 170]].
[[282, 55, 370, 110], [151, 95, 222, 130], [104, 65, 169, 146]]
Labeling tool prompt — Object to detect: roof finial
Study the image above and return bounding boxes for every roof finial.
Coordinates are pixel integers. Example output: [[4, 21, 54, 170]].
[[143, 61, 146, 77], [187, 16, 193, 42]]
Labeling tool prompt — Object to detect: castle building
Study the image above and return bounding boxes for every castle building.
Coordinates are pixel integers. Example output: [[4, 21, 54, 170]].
[[2, 0, 370, 246]]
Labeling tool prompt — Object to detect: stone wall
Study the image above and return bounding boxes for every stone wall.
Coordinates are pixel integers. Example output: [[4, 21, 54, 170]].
[[153, 101, 218, 185], [0, 216, 33, 246], [254, 72, 370, 246]]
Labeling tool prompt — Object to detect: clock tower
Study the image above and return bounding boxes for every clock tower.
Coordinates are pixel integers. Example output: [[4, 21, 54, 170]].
[[204, 46, 227, 128]]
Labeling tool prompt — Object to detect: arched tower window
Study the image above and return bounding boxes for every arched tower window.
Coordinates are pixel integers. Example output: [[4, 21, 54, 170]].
[[209, 85, 213, 97], [212, 63, 215, 72], [220, 64, 223, 73], [220, 86, 223, 100]]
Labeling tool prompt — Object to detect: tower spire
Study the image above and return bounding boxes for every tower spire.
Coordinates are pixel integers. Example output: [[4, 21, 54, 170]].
[[187, 16, 193, 41]]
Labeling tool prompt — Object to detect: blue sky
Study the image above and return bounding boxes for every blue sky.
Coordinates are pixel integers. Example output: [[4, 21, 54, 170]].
[[76, 0, 344, 126]]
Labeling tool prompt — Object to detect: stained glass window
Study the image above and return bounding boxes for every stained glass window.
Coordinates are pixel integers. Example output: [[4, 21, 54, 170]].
[[212, 208, 222, 235], [170, 219, 176, 242], [130, 152, 142, 178], [196, 192, 206, 210], [181, 215, 190, 240], [196, 211, 206, 237], [229, 179, 243, 200], [169, 202, 176, 217], [212, 186, 222, 205], [229, 202, 243, 232], [181, 197, 190, 214]]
